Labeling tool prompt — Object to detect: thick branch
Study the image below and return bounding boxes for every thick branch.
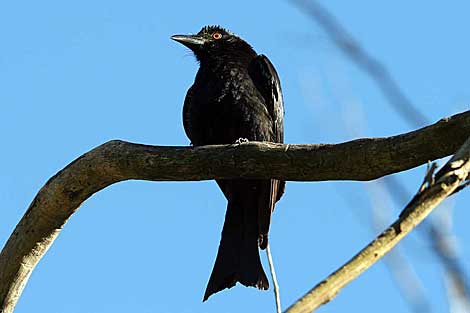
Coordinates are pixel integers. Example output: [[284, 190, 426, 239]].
[[0, 111, 469, 312], [285, 136, 470, 313]]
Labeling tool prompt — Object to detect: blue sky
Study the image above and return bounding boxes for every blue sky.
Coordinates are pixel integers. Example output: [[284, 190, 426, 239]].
[[1, 1, 469, 312]]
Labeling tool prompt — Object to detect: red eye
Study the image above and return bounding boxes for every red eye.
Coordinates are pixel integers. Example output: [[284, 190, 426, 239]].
[[212, 32, 222, 40]]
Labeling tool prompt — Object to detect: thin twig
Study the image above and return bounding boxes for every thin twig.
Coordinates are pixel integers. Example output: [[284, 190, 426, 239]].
[[266, 244, 281, 313], [419, 162, 437, 193]]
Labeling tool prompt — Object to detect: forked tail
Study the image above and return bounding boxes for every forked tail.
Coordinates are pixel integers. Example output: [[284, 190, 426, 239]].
[[203, 201, 269, 301]]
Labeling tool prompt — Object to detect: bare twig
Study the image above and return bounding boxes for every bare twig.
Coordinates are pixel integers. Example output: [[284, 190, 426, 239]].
[[419, 162, 438, 193], [285, 136, 470, 313], [266, 244, 281, 313]]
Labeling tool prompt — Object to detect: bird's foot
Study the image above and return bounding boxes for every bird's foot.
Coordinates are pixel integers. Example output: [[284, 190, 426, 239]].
[[235, 138, 249, 144]]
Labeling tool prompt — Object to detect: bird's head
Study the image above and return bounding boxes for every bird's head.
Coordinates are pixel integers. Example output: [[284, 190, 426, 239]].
[[171, 25, 256, 64]]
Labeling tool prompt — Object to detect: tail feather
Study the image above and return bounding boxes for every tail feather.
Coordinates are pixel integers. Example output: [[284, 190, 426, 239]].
[[203, 201, 268, 301]]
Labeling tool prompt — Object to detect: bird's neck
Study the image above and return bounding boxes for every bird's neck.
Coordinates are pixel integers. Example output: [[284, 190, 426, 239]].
[[199, 52, 254, 75]]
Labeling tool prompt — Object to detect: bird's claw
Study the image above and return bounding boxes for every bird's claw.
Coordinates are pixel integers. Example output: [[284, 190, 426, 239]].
[[235, 138, 249, 144]]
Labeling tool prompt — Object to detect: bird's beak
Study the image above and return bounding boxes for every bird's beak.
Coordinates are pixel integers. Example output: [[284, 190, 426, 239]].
[[171, 34, 205, 49]]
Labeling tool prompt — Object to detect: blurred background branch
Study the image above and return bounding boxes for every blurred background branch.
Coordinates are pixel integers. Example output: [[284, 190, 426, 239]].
[[289, 0, 429, 127]]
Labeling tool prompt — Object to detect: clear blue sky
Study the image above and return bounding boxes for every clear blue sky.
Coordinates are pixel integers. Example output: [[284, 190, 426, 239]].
[[1, 1, 469, 312]]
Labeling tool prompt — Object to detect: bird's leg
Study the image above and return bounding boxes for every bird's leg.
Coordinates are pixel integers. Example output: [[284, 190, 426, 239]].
[[235, 138, 249, 144]]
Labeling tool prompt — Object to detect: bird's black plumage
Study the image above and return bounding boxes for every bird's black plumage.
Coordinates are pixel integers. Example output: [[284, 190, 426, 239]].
[[172, 25, 285, 301]]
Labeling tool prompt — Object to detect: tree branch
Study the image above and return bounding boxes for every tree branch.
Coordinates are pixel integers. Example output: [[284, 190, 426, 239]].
[[285, 136, 470, 313], [0, 111, 468, 312]]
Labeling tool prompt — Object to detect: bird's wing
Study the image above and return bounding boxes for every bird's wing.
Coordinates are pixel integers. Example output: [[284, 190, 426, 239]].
[[182, 85, 195, 145], [248, 55, 285, 249], [248, 54, 284, 143]]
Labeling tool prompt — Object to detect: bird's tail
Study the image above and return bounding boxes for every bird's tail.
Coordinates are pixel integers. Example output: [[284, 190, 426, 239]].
[[203, 201, 269, 301]]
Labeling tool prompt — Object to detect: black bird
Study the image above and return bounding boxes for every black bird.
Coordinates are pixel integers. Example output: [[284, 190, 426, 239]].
[[172, 25, 285, 301]]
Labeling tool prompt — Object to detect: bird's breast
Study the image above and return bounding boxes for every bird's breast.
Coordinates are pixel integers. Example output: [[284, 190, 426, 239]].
[[184, 66, 273, 145]]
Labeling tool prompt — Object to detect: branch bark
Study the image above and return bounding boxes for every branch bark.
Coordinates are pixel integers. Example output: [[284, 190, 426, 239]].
[[0, 110, 469, 312], [285, 136, 470, 313]]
